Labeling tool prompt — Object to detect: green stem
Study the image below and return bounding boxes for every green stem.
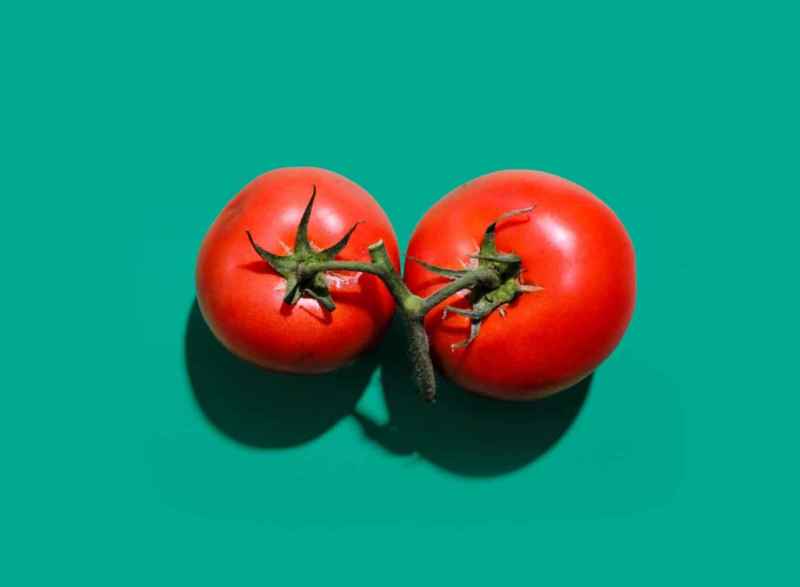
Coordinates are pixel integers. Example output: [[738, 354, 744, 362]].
[[419, 268, 499, 315], [304, 249, 420, 315], [246, 194, 535, 403], [302, 242, 501, 402], [402, 317, 436, 402]]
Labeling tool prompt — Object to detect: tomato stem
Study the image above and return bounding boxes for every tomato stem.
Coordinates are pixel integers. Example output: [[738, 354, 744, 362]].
[[302, 243, 506, 403], [403, 317, 436, 402], [246, 188, 540, 403]]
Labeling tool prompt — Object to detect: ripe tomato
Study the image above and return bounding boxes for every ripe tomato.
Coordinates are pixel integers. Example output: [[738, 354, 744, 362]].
[[196, 167, 399, 374], [404, 170, 636, 400]]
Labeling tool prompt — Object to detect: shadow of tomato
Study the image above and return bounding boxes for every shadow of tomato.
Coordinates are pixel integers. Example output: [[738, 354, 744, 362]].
[[185, 301, 590, 475], [184, 300, 376, 448], [353, 317, 592, 476]]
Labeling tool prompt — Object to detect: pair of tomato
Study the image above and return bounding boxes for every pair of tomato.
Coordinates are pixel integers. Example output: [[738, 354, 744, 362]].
[[196, 167, 635, 400]]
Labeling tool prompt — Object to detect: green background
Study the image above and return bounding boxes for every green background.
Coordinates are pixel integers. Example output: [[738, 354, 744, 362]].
[[3, 2, 797, 584]]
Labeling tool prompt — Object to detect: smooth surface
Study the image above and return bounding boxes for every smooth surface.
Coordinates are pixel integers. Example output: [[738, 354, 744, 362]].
[[2, 2, 797, 585], [196, 167, 399, 373], [405, 170, 636, 398]]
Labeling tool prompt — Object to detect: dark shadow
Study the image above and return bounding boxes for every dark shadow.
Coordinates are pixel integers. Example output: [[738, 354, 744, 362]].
[[185, 298, 590, 472], [184, 300, 376, 448], [353, 316, 592, 477]]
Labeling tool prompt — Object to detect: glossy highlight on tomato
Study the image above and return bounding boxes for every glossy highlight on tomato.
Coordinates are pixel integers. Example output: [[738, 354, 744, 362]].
[[196, 167, 399, 374], [404, 170, 636, 400]]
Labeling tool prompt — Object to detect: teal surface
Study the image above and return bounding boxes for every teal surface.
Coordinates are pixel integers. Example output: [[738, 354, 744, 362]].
[[3, 2, 798, 584]]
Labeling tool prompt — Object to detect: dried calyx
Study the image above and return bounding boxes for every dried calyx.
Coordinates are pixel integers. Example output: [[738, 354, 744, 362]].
[[247, 186, 542, 402]]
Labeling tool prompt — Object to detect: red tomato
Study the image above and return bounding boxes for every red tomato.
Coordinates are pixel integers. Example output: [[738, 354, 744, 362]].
[[196, 167, 399, 374], [404, 170, 636, 400]]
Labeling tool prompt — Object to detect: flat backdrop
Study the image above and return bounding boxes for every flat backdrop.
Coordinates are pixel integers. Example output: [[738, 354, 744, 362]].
[[3, 2, 797, 585]]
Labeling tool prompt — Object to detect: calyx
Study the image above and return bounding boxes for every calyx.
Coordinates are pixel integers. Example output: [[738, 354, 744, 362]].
[[411, 207, 542, 349], [246, 185, 361, 312]]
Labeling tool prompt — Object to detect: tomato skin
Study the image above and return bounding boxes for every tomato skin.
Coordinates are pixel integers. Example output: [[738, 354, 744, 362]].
[[404, 170, 636, 400], [196, 167, 399, 374]]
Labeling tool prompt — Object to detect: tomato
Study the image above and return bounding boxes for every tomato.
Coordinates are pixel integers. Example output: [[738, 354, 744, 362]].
[[404, 170, 636, 400], [196, 167, 399, 374]]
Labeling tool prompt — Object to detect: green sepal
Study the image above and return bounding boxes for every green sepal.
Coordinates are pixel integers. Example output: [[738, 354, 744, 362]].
[[246, 230, 296, 276], [478, 206, 533, 259], [282, 274, 302, 305], [293, 184, 317, 255], [471, 253, 521, 264], [318, 221, 363, 260], [246, 185, 362, 312], [302, 287, 336, 312], [409, 257, 469, 279], [441, 205, 540, 349]]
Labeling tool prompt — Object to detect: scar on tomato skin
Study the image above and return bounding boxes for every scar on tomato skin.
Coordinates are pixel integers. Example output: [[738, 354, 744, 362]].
[[457, 242, 481, 270], [325, 271, 362, 290], [309, 238, 334, 253]]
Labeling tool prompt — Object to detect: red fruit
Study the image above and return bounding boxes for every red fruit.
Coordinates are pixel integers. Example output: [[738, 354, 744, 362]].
[[196, 167, 399, 374], [404, 170, 636, 400]]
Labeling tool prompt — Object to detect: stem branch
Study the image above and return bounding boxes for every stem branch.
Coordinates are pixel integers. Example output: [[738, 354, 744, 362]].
[[247, 196, 532, 403], [419, 268, 499, 315], [302, 243, 506, 402]]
